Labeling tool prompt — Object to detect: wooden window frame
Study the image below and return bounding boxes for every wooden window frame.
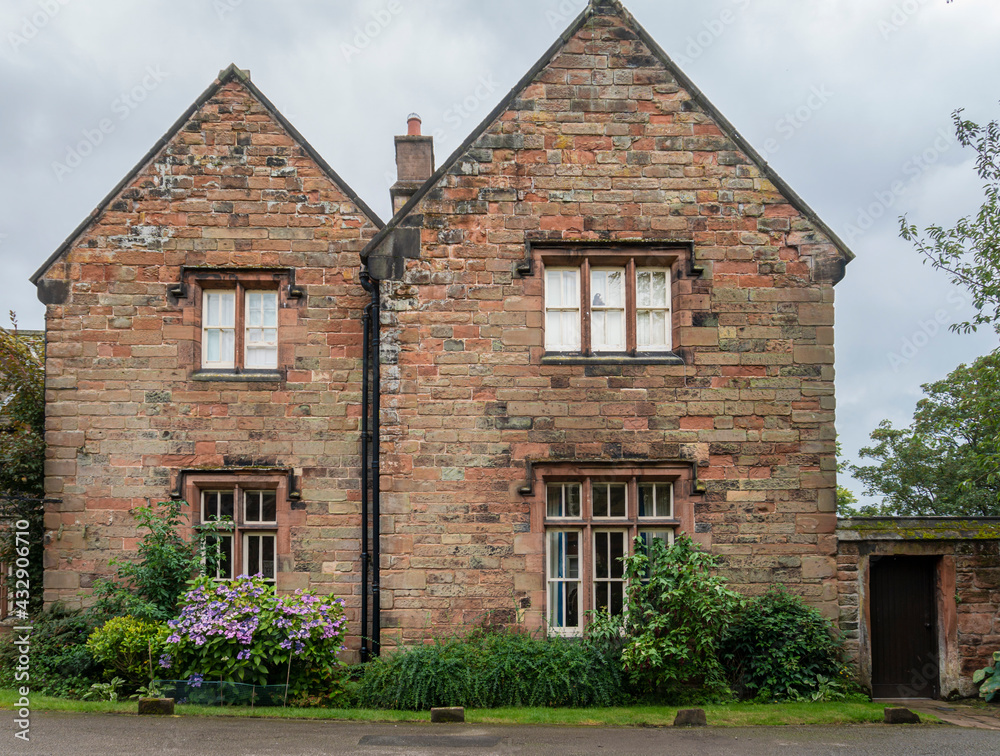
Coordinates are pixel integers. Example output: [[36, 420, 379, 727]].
[[539, 471, 685, 636], [539, 251, 676, 357], [185, 472, 292, 587], [199, 285, 279, 372]]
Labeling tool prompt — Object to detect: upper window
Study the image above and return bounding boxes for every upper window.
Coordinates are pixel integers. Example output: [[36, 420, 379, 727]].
[[202, 289, 278, 370], [544, 258, 672, 355]]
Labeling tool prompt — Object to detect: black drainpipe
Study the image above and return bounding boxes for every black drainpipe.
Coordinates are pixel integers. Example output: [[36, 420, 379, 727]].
[[359, 297, 371, 664], [360, 270, 382, 657]]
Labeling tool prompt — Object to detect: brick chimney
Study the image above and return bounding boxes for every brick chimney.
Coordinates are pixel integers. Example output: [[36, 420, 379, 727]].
[[390, 113, 434, 214]]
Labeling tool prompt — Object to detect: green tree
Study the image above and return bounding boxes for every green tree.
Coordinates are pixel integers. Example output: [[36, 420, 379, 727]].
[[901, 104, 1000, 335], [92, 500, 227, 621], [0, 314, 45, 615], [836, 440, 858, 515], [851, 353, 1000, 516]]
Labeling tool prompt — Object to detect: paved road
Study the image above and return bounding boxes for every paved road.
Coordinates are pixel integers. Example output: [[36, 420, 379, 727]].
[[4, 713, 999, 756]]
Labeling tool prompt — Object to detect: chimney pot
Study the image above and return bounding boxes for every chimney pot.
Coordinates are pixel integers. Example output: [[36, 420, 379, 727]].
[[407, 113, 422, 136]]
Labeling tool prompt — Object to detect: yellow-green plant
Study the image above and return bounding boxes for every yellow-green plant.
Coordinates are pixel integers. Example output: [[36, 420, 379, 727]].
[[86, 616, 165, 685]]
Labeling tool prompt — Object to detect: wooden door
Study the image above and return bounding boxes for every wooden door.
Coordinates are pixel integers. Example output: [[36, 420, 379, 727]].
[[870, 556, 939, 698]]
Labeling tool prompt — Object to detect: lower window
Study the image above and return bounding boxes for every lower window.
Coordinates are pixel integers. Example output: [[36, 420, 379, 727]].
[[200, 487, 279, 585], [544, 478, 678, 636]]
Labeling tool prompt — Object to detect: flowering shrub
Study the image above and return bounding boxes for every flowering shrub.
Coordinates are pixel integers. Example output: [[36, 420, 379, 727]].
[[158, 576, 348, 701]]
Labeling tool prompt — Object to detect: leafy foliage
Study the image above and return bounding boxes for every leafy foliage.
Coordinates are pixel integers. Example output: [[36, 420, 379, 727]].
[[901, 105, 1000, 335], [0, 605, 103, 698], [83, 677, 126, 702], [86, 616, 165, 685], [159, 576, 349, 701], [836, 440, 858, 515], [618, 534, 743, 697], [850, 353, 1000, 516], [973, 650, 1000, 703], [355, 629, 627, 710], [91, 500, 225, 621], [0, 314, 45, 615], [721, 587, 849, 701]]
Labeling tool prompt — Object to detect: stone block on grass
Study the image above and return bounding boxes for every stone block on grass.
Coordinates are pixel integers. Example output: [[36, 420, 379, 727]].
[[884, 707, 921, 724], [138, 698, 175, 716], [431, 707, 465, 723], [674, 708, 707, 727]]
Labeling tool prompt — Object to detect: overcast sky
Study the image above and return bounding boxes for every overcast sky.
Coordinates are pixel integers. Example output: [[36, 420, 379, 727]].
[[1, 0, 998, 503]]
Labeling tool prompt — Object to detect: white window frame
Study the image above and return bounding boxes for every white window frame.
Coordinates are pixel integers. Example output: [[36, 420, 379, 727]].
[[202, 290, 237, 369], [638, 482, 674, 520], [243, 532, 277, 584], [592, 482, 628, 520], [590, 267, 626, 352], [546, 529, 582, 636], [544, 268, 582, 352], [243, 490, 278, 525], [204, 533, 234, 580], [636, 267, 672, 352], [592, 529, 628, 618], [244, 290, 279, 369], [199, 487, 280, 584], [546, 483, 582, 519]]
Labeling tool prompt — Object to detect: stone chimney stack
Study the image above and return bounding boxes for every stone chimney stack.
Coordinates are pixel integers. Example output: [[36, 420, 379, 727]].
[[390, 114, 434, 214]]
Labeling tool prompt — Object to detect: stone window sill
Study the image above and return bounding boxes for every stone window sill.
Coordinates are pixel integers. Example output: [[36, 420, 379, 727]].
[[541, 352, 685, 366], [190, 370, 284, 383]]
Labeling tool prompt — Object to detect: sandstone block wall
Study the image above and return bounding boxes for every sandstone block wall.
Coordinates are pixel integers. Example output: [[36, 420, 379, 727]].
[[35, 74, 379, 658]]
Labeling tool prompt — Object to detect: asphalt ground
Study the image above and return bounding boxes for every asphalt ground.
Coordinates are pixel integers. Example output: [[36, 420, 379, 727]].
[[4, 713, 1000, 756]]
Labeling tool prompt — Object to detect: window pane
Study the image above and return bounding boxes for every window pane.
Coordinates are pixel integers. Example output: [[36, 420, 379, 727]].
[[262, 536, 275, 580], [566, 484, 580, 517], [593, 485, 608, 518], [547, 486, 562, 518], [245, 492, 260, 523], [637, 271, 651, 307], [638, 484, 652, 518], [609, 484, 626, 518], [263, 293, 278, 326], [562, 270, 577, 306], [652, 271, 668, 307], [261, 491, 276, 522], [610, 581, 624, 616], [221, 330, 235, 363], [546, 270, 563, 308], [610, 531, 626, 579], [203, 492, 218, 521], [220, 492, 234, 520], [595, 531, 609, 579], [247, 535, 259, 577], [219, 535, 233, 580], [547, 484, 580, 518], [221, 292, 235, 325], [206, 330, 220, 363], [636, 311, 650, 350]]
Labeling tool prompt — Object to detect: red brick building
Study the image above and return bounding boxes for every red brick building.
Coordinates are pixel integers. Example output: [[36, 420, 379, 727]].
[[33, 0, 857, 665]]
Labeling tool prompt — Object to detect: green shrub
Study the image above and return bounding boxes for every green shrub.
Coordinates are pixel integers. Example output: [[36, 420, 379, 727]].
[[91, 500, 227, 622], [973, 651, 1000, 702], [618, 534, 743, 698], [0, 605, 103, 698], [355, 629, 627, 710], [86, 616, 165, 685], [721, 586, 848, 701], [160, 576, 349, 702]]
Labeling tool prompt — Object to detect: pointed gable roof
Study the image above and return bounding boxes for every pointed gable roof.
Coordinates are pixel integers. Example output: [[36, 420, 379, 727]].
[[31, 64, 384, 285], [363, 0, 854, 269]]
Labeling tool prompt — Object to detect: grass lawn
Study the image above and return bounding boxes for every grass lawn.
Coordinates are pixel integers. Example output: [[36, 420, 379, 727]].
[[0, 689, 927, 727]]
